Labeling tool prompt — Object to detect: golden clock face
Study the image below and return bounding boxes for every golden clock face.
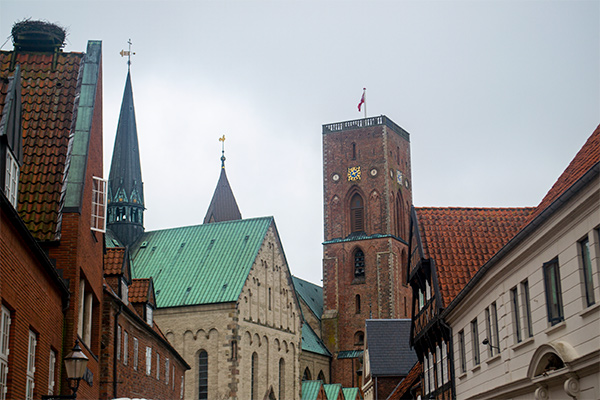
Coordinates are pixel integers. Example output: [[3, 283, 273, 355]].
[[347, 166, 361, 181]]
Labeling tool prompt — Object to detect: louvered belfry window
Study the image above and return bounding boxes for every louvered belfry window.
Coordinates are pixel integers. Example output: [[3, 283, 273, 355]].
[[354, 249, 365, 278], [350, 194, 364, 233]]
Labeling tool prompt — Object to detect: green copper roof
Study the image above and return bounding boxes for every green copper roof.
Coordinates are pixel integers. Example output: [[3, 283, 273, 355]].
[[301, 380, 324, 400], [342, 387, 359, 400], [337, 350, 363, 359], [323, 384, 342, 400], [130, 217, 273, 308], [302, 323, 331, 357], [64, 41, 101, 211], [292, 276, 323, 321]]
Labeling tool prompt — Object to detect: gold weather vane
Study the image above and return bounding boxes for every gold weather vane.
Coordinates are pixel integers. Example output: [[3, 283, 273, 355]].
[[120, 39, 136, 70], [219, 135, 226, 168]]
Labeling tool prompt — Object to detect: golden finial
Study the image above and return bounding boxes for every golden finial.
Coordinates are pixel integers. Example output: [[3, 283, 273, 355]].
[[120, 39, 136, 71], [219, 135, 226, 168]]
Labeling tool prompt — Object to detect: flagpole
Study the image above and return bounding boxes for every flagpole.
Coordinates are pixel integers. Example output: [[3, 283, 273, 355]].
[[363, 88, 366, 118]]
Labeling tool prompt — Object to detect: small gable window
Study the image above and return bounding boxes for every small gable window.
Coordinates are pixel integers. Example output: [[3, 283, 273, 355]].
[[354, 249, 365, 279], [4, 152, 19, 208], [91, 176, 107, 232], [121, 278, 129, 305], [146, 304, 153, 327], [350, 193, 365, 233]]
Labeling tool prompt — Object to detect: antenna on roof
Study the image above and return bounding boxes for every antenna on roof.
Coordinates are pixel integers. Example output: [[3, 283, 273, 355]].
[[119, 39, 135, 71], [219, 135, 226, 168]]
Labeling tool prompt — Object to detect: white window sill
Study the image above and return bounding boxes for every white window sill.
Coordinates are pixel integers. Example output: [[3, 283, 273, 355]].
[[485, 354, 501, 365], [579, 302, 600, 318], [511, 337, 534, 352], [544, 320, 566, 336], [457, 372, 467, 380], [471, 365, 481, 373]]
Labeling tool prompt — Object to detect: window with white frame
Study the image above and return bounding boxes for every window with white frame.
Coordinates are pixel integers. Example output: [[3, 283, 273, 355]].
[[146, 305, 153, 327], [442, 341, 448, 384], [91, 176, 107, 232], [4, 152, 19, 208], [580, 237, 596, 307], [458, 330, 466, 374], [471, 318, 480, 365], [48, 349, 56, 395], [121, 278, 129, 305], [485, 303, 500, 357], [26, 331, 37, 400], [543, 258, 564, 325], [436, 345, 442, 387], [146, 347, 152, 375], [0, 306, 11, 400], [423, 355, 429, 394], [428, 352, 434, 391], [117, 325, 121, 360], [133, 338, 138, 371], [157, 352, 160, 379], [425, 280, 431, 301], [522, 280, 533, 338], [418, 289, 424, 310], [78, 279, 93, 346], [511, 287, 521, 343], [123, 331, 128, 366], [165, 358, 169, 384]]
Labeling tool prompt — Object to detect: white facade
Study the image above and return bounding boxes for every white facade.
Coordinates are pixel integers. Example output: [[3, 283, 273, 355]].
[[446, 171, 599, 399]]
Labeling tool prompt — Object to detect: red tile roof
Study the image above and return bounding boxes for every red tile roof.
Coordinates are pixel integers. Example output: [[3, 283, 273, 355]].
[[0, 51, 83, 241], [104, 247, 126, 275], [386, 362, 422, 400], [129, 278, 150, 303], [416, 207, 533, 307], [524, 125, 600, 225]]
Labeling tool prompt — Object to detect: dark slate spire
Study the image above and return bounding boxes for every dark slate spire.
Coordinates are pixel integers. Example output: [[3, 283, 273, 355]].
[[204, 140, 242, 224], [107, 71, 144, 246]]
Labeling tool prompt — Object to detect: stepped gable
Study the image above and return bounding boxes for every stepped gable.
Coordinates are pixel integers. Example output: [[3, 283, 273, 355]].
[[0, 49, 83, 240], [524, 125, 600, 225], [415, 207, 533, 307], [203, 167, 242, 223]]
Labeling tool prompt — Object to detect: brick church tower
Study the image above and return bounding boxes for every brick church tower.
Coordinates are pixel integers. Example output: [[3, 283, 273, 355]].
[[321, 116, 413, 388]]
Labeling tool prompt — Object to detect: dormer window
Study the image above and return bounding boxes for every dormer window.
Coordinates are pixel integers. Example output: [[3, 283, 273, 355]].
[[121, 278, 129, 305], [4, 152, 19, 207], [146, 304, 153, 327]]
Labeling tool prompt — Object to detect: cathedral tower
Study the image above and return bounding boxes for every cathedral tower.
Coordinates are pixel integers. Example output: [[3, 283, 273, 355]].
[[321, 116, 413, 387], [107, 71, 144, 247]]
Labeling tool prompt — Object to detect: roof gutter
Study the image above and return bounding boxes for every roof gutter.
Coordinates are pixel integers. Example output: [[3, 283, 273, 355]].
[[442, 161, 599, 319]]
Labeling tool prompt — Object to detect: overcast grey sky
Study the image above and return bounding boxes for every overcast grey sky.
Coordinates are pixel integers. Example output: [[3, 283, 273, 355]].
[[2, 1, 598, 285]]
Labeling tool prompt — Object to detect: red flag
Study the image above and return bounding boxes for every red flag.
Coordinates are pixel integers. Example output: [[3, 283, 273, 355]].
[[358, 88, 365, 112]]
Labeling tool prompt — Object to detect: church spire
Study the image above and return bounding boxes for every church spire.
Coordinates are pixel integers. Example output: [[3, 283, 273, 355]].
[[203, 136, 242, 224], [107, 56, 144, 247]]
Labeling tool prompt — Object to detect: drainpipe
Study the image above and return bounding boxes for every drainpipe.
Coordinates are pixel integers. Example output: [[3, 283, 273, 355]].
[[113, 303, 122, 399], [375, 376, 378, 400]]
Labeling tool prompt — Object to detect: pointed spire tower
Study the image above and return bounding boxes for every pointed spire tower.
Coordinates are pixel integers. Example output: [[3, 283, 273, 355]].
[[107, 42, 144, 246], [203, 135, 242, 224]]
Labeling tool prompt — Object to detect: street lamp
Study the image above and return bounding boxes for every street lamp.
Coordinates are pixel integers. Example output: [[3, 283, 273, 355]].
[[64, 340, 89, 398], [41, 340, 89, 400]]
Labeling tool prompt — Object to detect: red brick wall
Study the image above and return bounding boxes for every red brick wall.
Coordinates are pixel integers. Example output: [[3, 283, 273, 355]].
[[100, 297, 187, 400], [322, 121, 413, 388], [0, 210, 66, 400], [47, 52, 105, 399]]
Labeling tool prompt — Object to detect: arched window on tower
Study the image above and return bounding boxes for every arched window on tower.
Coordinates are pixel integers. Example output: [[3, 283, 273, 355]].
[[251, 352, 258, 400], [279, 358, 285, 400], [302, 367, 312, 381], [355, 294, 361, 314], [198, 350, 208, 400], [352, 142, 357, 160], [350, 194, 365, 233], [354, 331, 365, 346], [354, 249, 365, 279]]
